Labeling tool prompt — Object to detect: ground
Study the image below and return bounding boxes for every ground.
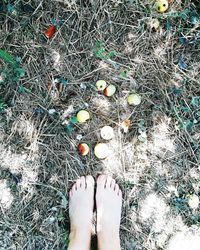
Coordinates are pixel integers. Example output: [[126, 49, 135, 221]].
[[0, 0, 200, 249]]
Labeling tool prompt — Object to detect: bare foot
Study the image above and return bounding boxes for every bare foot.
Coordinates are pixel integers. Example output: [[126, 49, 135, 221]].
[[96, 175, 122, 250], [68, 175, 94, 250]]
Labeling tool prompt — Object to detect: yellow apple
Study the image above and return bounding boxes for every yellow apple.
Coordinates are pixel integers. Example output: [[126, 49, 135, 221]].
[[155, 0, 169, 13], [100, 126, 114, 140], [76, 110, 90, 123], [104, 85, 116, 97], [94, 143, 109, 159], [96, 80, 107, 91], [128, 93, 141, 106]]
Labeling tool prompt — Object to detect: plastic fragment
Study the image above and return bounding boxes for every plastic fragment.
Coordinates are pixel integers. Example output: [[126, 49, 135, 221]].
[[48, 109, 56, 115], [76, 134, 83, 140]]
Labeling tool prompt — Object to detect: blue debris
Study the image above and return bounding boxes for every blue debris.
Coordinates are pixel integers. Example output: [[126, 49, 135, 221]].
[[171, 86, 182, 96], [191, 15, 198, 24], [55, 76, 68, 86], [7, 4, 14, 12], [21, 4, 35, 13], [179, 37, 187, 45], [190, 11, 198, 24], [33, 108, 45, 117], [166, 19, 172, 31], [51, 19, 63, 26], [59, 77, 68, 86], [65, 124, 73, 135], [178, 56, 186, 70], [16, 56, 22, 63], [191, 96, 200, 107], [9, 172, 22, 184]]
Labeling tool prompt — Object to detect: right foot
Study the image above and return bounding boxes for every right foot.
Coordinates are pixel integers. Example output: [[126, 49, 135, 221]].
[[96, 175, 122, 250]]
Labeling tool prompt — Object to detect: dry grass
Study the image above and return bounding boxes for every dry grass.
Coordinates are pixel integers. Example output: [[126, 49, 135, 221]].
[[0, 0, 200, 249]]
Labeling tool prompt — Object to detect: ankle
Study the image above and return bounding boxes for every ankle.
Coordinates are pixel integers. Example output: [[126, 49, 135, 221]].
[[69, 226, 92, 240], [97, 230, 120, 241]]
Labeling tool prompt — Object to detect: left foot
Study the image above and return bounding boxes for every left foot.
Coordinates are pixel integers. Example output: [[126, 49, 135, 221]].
[[68, 175, 95, 250]]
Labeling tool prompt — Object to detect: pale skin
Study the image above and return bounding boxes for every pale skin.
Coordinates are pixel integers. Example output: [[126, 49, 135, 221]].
[[68, 175, 122, 250]]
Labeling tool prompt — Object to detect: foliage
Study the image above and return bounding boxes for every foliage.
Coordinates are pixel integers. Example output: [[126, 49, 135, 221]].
[[93, 41, 116, 61], [0, 99, 5, 112], [0, 50, 25, 85], [0, 50, 25, 106], [61, 233, 69, 250], [0, 50, 18, 67], [65, 116, 78, 135], [119, 69, 128, 79]]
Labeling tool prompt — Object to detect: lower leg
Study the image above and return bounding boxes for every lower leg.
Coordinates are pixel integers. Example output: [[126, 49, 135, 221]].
[[68, 228, 91, 250], [97, 231, 121, 250]]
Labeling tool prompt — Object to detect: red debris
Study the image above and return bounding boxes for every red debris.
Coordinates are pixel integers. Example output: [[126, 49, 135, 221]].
[[44, 25, 55, 39]]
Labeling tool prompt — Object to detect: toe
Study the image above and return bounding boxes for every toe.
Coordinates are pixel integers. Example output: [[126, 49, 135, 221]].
[[114, 183, 120, 193], [69, 190, 73, 197], [72, 182, 77, 192], [105, 176, 113, 189], [80, 176, 86, 189], [97, 174, 107, 187], [118, 189, 122, 197], [76, 178, 81, 189], [97, 174, 106, 182], [86, 175, 95, 188], [110, 179, 116, 189]]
